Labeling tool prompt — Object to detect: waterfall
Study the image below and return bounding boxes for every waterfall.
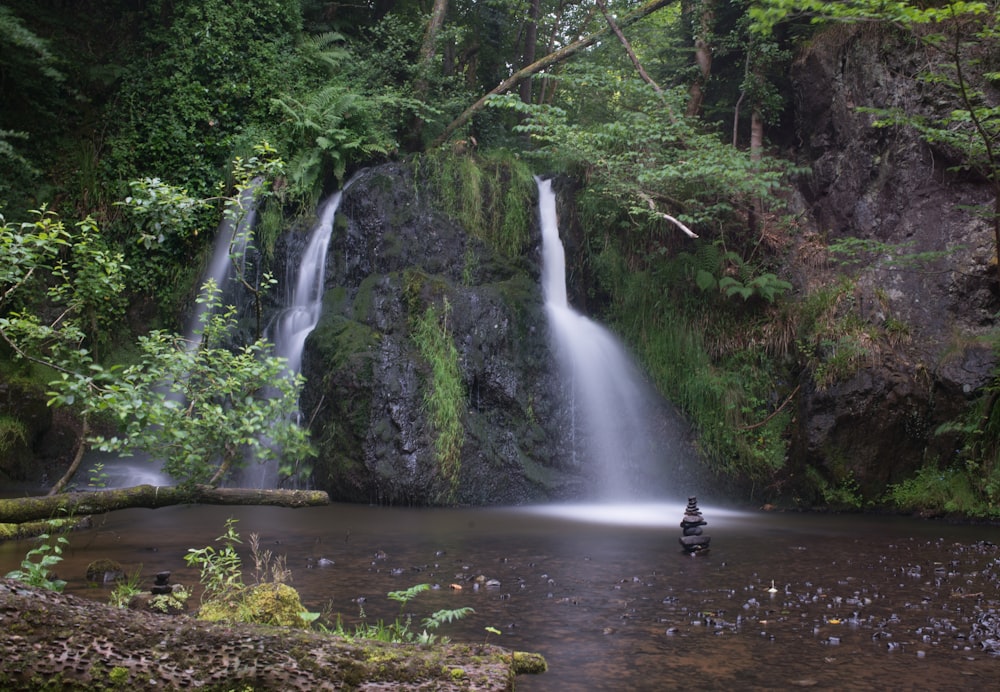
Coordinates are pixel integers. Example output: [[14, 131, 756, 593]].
[[271, 191, 342, 376], [538, 177, 677, 500], [94, 185, 262, 490], [184, 180, 259, 347], [234, 191, 342, 488]]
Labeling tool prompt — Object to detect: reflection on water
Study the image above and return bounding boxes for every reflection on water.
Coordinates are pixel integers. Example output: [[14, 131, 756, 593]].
[[2, 503, 999, 690]]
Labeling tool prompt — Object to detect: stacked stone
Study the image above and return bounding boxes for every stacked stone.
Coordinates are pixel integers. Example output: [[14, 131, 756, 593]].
[[151, 571, 173, 595], [679, 496, 710, 554]]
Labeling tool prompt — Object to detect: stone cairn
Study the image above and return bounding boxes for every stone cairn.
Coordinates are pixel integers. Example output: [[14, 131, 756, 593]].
[[679, 496, 710, 554], [151, 571, 173, 595]]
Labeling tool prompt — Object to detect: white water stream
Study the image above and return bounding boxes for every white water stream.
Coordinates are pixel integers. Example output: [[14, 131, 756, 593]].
[[538, 177, 674, 500], [235, 191, 342, 488], [271, 191, 342, 377]]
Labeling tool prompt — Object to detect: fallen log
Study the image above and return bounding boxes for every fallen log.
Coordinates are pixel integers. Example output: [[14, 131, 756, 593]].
[[0, 578, 545, 690], [0, 485, 330, 525]]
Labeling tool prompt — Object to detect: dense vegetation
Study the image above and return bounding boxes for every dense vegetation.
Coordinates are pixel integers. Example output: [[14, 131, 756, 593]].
[[1, 0, 999, 515]]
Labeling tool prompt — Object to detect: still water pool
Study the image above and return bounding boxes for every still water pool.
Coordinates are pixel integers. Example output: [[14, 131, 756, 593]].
[[2, 502, 998, 690]]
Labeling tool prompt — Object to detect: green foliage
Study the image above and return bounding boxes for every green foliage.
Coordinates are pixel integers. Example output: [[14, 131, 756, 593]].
[[0, 414, 27, 455], [4, 533, 68, 592], [0, 207, 128, 392], [826, 236, 956, 271], [0, 6, 66, 207], [412, 299, 465, 499], [186, 518, 311, 627], [272, 84, 399, 201], [488, 75, 790, 234], [108, 567, 144, 608], [118, 178, 207, 251], [681, 240, 792, 303], [184, 517, 245, 602], [115, 143, 285, 323], [793, 279, 875, 389], [102, 0, 302, 200], [88, 282, 315, 487], [806, 466, 864, 509], [887, 465, 986, 516], [416, 148, 535, 258], [332, 583, 474, 645], [614, 274, 791, 480]]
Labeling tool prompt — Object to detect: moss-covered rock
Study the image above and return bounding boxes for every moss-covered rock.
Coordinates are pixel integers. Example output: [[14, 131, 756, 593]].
[[297, 160, 582, 506]]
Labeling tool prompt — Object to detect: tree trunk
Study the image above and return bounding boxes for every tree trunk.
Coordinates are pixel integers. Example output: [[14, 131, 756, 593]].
[[0, 485, 330, 524], [47, 414, 89, 496], [431, 0, 674, 148], [0, 578, 545, 690], [519, 0, 540, 104], [415, 0, 449, 102], [684, 0, 714, 117]]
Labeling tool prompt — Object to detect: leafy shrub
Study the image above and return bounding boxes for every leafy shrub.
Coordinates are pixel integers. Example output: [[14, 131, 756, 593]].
[[4, 533, 68, 592]]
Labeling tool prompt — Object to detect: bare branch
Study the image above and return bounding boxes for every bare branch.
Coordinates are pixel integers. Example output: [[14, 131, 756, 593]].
[[638, 192, 699, 238]]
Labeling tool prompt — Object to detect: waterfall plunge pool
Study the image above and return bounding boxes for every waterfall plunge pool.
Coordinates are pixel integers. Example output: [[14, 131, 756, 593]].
[[2, 503, 999, 689]]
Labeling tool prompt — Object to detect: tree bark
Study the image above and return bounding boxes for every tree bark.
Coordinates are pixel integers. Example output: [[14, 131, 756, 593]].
[[431, 0, 674, 148], [47, 414, 89, 496], [684, 0, 714, 117], [415, 0, 449, 103], [0, 578, 545, 690], [0, 485, 330, 524], [519, 0, 540, 104]]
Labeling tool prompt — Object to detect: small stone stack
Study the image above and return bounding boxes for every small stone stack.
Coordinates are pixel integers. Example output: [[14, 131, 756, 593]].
[[679, 496, 710, 554], [151, 571, 173, 595]]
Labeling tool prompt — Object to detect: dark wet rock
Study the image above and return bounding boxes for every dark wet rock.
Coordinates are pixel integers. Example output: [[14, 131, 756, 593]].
[[294, 163, 587, 505], [782, 25, 999, 501]]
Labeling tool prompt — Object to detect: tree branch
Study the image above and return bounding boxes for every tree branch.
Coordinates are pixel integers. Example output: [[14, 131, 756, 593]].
[[596, 0, 664, 96], [638, 192, 699, 238], [430, 0, 674, 148]]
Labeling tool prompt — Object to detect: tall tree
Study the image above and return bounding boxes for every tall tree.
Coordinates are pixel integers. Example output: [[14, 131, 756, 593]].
[[684, 0, 715, 116], [520, 0, 541, 104]]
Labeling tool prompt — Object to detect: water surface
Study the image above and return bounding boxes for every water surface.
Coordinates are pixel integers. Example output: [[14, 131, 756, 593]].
[[2, 503, 998, 690]]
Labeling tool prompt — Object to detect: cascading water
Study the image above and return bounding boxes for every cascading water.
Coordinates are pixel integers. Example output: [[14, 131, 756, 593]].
[[95, 185, 262, 489], [235, 191, 342, 488], [271, 191, 342, 377], [538, 177, 683, 501], [184, 181, 259, 347]]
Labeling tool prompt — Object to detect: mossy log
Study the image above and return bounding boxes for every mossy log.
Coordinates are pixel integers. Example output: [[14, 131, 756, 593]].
[[0, 578, 544, 690], [0, 485, 330, 525], [0, 516, 93, 542]]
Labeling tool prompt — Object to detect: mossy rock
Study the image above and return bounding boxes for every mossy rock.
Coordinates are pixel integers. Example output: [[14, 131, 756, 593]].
[[199, 583, 309, 628], [85, 559, 124, 584]]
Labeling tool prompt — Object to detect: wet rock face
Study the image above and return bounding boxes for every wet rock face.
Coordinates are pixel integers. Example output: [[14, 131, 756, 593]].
[[299, 163, 578, 505], [786, 25, 998, 495]]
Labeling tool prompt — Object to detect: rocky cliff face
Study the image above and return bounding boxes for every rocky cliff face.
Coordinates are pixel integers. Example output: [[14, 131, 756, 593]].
[[783, 24, 998, 498], [295, 163, 582, 505]]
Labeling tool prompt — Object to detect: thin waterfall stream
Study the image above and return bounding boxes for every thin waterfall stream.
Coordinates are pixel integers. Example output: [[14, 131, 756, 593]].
[[537, 177, 682, 500], [271, 191, 342, 379], [237, 191, 342, 488]]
